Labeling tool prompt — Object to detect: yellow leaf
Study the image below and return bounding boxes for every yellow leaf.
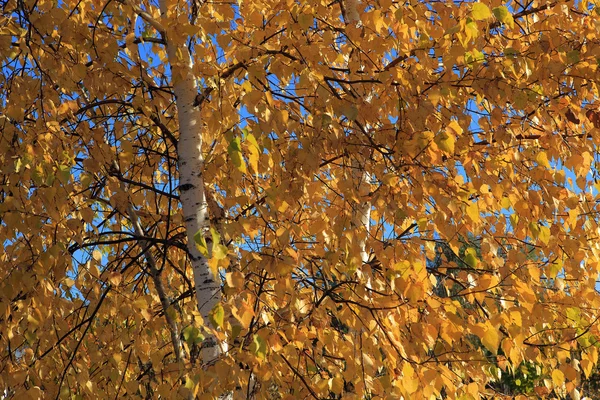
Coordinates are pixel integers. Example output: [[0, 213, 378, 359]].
[[14, 157, 22, 173], [245, 133, 260, 173], [184, 375, 198, 396], [536, 151, 551, 168], [482, 326, 499, 354], [466, 202, 479, 223], [435, 131, 455, 154], [492, 6, 514, 28], [402, 363, 418, 394], [372, 10, 384, 33], [477, 273, 499, 291], [581, 359, 593, 378], [225, 272, 244, 288], [141, 308, 151, 321], [447, 120, 463, 135], [329, 377, 344, 395], [472, 3, 492, 20], [208, 257, 219, 282], [509, 310, 522, 327], [233, 302, 254, 329], [27, 314, 40, 327], [552, 369, 565, 387], [539, 226, 551, 245], [108, 272, 121, 286]]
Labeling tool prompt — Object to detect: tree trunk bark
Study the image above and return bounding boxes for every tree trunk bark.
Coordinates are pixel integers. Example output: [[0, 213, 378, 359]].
[[351, 161, 372, 290], [158, 0, 223, 365]]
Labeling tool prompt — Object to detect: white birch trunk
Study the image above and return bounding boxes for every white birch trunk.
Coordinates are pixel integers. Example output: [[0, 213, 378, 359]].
[[157, 0, 223, 365], [344, 0, 371, 284], [351, 161, 372, 291]]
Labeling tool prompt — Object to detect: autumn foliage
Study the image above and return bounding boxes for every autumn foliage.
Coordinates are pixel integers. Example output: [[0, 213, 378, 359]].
[[2, 0, 600, 398]]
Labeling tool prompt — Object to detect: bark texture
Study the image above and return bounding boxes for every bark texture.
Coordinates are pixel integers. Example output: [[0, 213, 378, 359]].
[[158, 0, 223, 365]]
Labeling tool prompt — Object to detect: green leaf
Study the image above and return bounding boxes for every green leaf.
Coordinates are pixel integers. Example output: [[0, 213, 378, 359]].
[[566, 307, 581, 323], [492, 6, 514, 28], [210, 226, 221, 246], [231, 325, 242, 340], [435, 131, 455, 154], [194, 230, 209, 256], [46, 172, 55, 186], [58, 164, 71, 183], [213, 243, 228, 260], [319, 113, 333, 128], [210, 227, 228, 260], [31, 168, 43, 186], [24, 330, 37, 344], [472, 3, 492, 20], [465, 49, 484, 66], [465, 20, 479, 40], [464, 247, 479, 268], [184, 375, 197, 392], [566, 50, 580, 63], [578, 332, 593, 348], [209, 303, 225, 329], [251, 334, 267, 360], [529, 222, 541, 239], [182, 325, 203, 345], [504, 47, 518, 58], [445, 24, 460, 35], [80, 173, 91, 188], [548, 260, 562, 279], [228, 136, 247, 172]]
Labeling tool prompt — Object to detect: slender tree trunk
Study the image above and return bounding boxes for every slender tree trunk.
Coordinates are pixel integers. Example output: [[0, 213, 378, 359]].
[[344, 0, 372, 280], [351, 160, 372, 291], [157, 0, 223, 365], [78, 80, 190, 371], [353, 165, 371, 264], [116, 162, 186, 363]]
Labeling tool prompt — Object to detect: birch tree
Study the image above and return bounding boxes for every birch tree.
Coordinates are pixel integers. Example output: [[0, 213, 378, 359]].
[[4, 0, 600, 398]]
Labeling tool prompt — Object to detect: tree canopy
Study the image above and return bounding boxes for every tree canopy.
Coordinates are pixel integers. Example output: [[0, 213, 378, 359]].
[[2, 0, 600, 398]]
